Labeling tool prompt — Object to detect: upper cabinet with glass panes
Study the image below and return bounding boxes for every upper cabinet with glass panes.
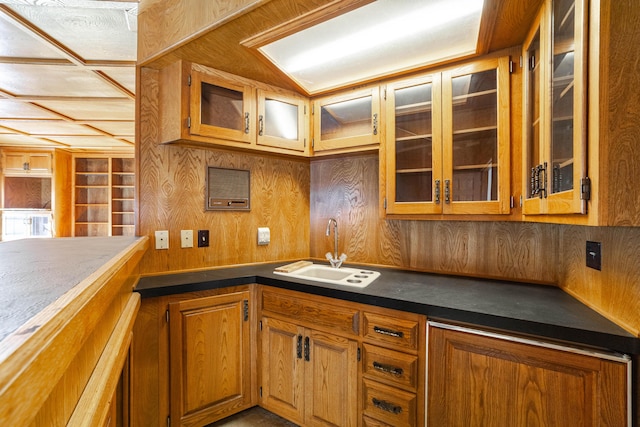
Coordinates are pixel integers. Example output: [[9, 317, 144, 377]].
[[522, 0, 588, 217], [384, 56, 511, 216]]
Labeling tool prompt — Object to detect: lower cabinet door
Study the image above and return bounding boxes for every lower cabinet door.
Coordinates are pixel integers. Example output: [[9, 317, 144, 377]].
[[428, 322, 631, 426], [169, 292, 252, 427], [304, 330, 358, 427], [261, 317, 306, 425]]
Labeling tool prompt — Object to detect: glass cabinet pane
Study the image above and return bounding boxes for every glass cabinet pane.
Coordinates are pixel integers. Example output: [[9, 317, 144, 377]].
[[320, 96, 372, 140], [264, 98, 298, 140], [394, 83, 433, 203], [200, 82, 244, 131], [451, 69, 498, 202], [551, 0, 575, 194]]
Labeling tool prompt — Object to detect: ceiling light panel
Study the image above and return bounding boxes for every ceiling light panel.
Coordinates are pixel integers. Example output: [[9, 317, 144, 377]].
[[259, 0, 485, 94]]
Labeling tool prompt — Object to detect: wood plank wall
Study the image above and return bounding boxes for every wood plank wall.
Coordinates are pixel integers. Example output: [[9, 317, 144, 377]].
[[137, 68, 310, 274]]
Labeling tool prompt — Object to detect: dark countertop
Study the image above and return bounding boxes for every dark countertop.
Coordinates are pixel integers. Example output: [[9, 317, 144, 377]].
[[0, 236, 145, 344], [136, 261, 640, 355]]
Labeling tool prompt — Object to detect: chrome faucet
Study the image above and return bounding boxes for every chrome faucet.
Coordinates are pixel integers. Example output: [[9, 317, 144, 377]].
[[325, 218, 347, 268]]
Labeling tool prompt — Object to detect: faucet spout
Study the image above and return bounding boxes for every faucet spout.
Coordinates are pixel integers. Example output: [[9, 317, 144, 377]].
[[325, 218, 346, 268]]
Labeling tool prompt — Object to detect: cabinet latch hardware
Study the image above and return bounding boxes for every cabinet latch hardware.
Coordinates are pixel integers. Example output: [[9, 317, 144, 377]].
[[297, 335, 303, 359], [444, 179, 451, 204], [373, 326, 404, 338], [258, 115, 264, 136], [372, 113, 378, 135], [372, 398, 402, 414], [509, 59, 514, 74], [435, 179, 441, 204], [244, 112, 250, 134], [580, 177, 591, 200], [243, 300, 249, 321], [186, 116, 191, 129], [530, 162, 547, 198], [304, 336, 310, 361]]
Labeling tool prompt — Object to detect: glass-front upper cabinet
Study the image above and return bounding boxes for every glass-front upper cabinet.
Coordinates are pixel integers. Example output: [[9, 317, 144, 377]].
[[385, 74, 443, 214], [257, 89, 307, 152], [312, 87, 380, 153], [523, 0, 588, 216], [189, 69, 255, 144], [441, 56, 511, 215]]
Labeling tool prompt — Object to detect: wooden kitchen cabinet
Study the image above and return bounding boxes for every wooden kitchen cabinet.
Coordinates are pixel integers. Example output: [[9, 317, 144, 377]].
[[169, 291, 252, 427], [260, 288, 359, 426], [522, 0, 588, 217], [312, 86, 380, 154], [261, 316, 358, 426], [2, 151, 52, 176], [384, 56, 511, 216], [427, 321, 631, 426], [158, 61, 310, 156]]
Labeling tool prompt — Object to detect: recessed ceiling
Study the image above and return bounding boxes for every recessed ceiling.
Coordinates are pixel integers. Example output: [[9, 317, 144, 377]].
[[0, 0, 137, 151], [258, 0, 485, 94]]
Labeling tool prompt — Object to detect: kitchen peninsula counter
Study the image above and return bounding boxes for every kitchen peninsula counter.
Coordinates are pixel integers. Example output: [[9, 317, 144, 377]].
[[136, 261, 640, 355], [0, 236, 148, 425]]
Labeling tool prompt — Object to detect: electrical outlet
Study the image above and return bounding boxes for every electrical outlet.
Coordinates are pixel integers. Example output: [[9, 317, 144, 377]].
[[155, 230, 169, 250], [586, 241, 601, 270], [181, 230, 193, 248], [198, 230, 209, 247], [257, 227, 270, 245]]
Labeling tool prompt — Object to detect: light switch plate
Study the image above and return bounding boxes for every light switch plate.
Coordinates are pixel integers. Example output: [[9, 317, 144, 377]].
[[198, 230, 209, 247], [155, 230, 169, 250], [181, 230, 193, 248], [258, 227, 270, 245]]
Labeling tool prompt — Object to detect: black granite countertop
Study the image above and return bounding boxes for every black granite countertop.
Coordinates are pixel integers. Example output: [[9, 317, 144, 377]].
[[136, 261, 640, 355]]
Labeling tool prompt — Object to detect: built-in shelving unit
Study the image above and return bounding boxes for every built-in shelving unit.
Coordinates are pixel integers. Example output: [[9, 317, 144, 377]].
[[73, 155, 134, 237]]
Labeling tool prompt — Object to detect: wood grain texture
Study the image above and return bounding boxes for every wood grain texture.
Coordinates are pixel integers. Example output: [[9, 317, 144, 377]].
[[310, 153, 558, 284], [53, 149, 72, 237], [138, 68, 310, 274]]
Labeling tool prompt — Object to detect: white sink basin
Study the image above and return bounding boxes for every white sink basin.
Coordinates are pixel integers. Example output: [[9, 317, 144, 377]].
[[274, 264, 380, 288]]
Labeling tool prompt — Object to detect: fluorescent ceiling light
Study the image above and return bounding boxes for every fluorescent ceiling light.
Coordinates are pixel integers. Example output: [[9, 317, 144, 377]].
[[259, 0, 485, 94]]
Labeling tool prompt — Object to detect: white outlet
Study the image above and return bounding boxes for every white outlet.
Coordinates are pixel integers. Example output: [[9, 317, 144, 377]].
[[155, 230, 169, 250], [181, 230, 193, 248], [257, 227, 270, 245]]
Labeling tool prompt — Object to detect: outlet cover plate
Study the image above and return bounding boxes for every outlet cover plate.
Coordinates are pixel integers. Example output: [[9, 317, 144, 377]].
[[181, 230, 193, 248], [586, 241, 601, 270], [155, 230, 169, 250], [198, 230, 209, 247]]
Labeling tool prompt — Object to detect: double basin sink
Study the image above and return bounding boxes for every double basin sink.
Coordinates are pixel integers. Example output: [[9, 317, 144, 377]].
[[274, 263, 380, 288]]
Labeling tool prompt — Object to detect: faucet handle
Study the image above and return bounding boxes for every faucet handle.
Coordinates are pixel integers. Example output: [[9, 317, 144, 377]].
[[339, 253, 347, 262], [325, 252, 333, 261]]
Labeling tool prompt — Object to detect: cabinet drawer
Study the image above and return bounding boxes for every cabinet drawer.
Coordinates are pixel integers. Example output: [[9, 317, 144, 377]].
[[363, 415, 395, 427], [261, 289, 359, 336], [363, 312, 419, 350], [362, 379, 416, 427], [362, 343, 418, 390]]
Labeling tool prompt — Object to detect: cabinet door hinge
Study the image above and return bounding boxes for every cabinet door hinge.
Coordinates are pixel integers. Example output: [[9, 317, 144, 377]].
[[383, 88, 387, 100], [167, 415, 171, 427], [187, 116, 191, 129], [510, 195, 514, 209], [259, 320, 263, 331], [304, 105, 307, 115], [259, 386, 263, 397], [304, 138, 306, 148], [509, 59, 515, 74], [187, 74, 191, 86], [311, 105, 315, 115], [383, 197, 387, 210], [243, 299, 249, 321], [580, 177, 591, 201], [311, 138, 315, 149], [165, 309, 169, 323]]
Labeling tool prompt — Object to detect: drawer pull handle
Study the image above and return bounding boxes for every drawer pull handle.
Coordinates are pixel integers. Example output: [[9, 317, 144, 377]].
[[304, 336, 310, 361], [373, 326, 404, 338], [296, 335, 303, 359], [372, 398, 402, 415], [373, 361, 404, 376]]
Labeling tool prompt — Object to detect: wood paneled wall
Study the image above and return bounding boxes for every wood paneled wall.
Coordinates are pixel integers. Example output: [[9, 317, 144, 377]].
[[310, 153, 559, 284], [137, 68, 310, 275]]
